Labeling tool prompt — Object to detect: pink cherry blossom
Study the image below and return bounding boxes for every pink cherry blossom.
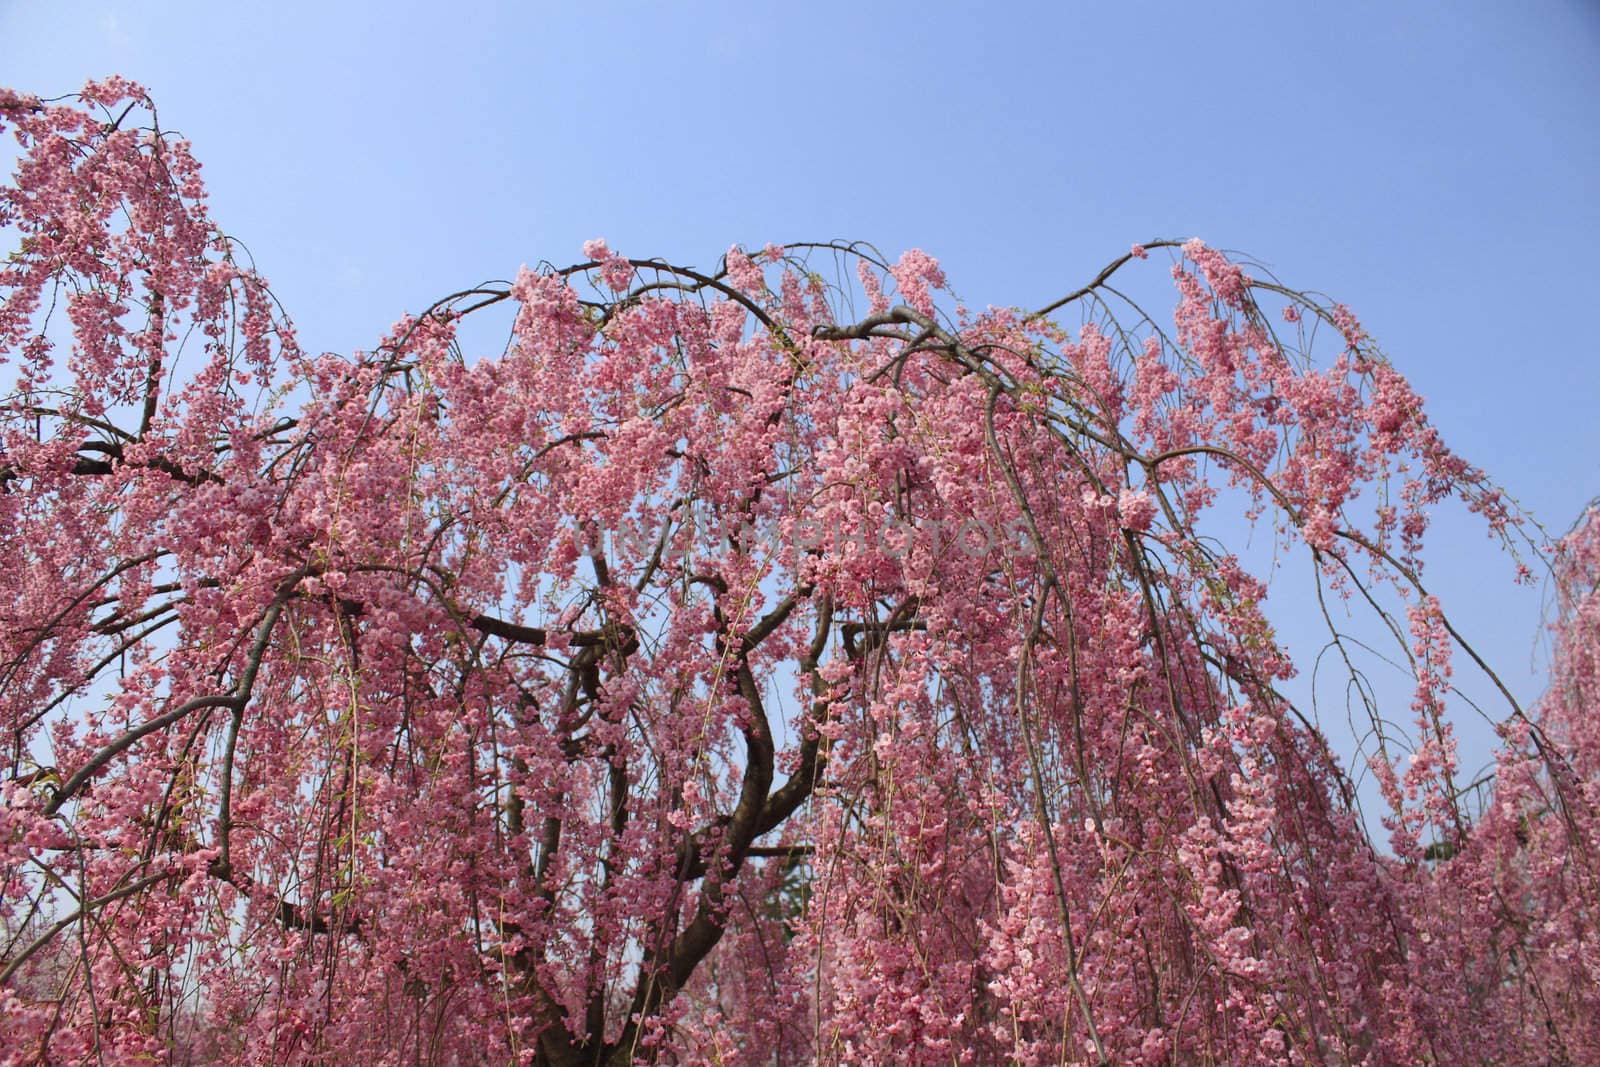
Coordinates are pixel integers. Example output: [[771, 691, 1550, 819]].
[[0, 83, 1590, 1067]]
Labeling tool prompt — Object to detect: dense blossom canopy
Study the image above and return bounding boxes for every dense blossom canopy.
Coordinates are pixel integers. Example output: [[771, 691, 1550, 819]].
[[1, 81, 1595, 1066]]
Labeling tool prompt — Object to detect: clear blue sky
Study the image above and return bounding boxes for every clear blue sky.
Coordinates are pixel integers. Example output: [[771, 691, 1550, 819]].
[[4, 1, 1598, 789]]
